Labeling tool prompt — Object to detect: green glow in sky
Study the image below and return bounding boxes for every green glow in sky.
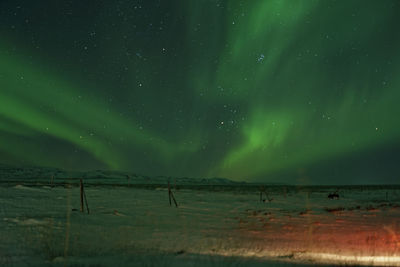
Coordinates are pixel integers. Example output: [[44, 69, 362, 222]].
[[0, 0, 399, 184]]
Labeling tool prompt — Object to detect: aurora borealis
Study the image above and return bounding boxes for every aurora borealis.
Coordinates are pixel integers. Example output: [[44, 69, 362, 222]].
[[1, 0, 399, 184]]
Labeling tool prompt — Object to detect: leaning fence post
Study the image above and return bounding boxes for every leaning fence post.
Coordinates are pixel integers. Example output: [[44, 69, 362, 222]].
[[168, 181, 178, 207], [171, 190, 178, 208], [168, 181, 172, 206], [80, 179, 90, 214], [83, 184, 89, 214], [80, 179, 84, 212]]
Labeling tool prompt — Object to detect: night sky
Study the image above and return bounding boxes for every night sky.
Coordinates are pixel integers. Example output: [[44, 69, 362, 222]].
[[1, 0, 399, 184]]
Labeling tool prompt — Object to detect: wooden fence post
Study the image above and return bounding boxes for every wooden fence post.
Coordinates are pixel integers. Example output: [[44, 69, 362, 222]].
[[80, 179, 90, 214], [168, 181, 178, 207], [80, 179, 84, 212], [83, 184, 89, 214], [168, 181, 172, 206]]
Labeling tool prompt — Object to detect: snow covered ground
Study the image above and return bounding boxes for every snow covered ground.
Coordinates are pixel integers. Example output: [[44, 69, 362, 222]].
[[1, 183, 400, 266]]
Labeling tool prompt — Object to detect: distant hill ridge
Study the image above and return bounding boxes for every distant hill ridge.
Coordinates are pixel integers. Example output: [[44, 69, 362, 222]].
[[0, 164, 241, 185]]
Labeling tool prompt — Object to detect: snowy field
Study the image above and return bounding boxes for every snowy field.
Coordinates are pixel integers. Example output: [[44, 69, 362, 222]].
[[1, 183, 400, 266]]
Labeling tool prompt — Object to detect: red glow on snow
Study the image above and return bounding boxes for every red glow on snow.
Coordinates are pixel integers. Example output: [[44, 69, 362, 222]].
[[234, 204, 400, 265]]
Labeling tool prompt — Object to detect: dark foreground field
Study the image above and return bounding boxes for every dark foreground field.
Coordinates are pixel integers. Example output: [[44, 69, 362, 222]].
[[1, 184, 400, 266]]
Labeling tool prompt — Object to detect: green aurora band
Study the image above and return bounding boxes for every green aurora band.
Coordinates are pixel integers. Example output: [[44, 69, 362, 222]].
[[0, 0, 399, 184]]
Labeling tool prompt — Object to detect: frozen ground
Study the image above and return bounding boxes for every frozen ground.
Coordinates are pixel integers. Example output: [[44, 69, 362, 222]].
[[1, 183, 400, 266]]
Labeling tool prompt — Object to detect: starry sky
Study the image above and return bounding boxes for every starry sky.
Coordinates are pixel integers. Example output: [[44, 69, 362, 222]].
[[1, 0, 399, 184]]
